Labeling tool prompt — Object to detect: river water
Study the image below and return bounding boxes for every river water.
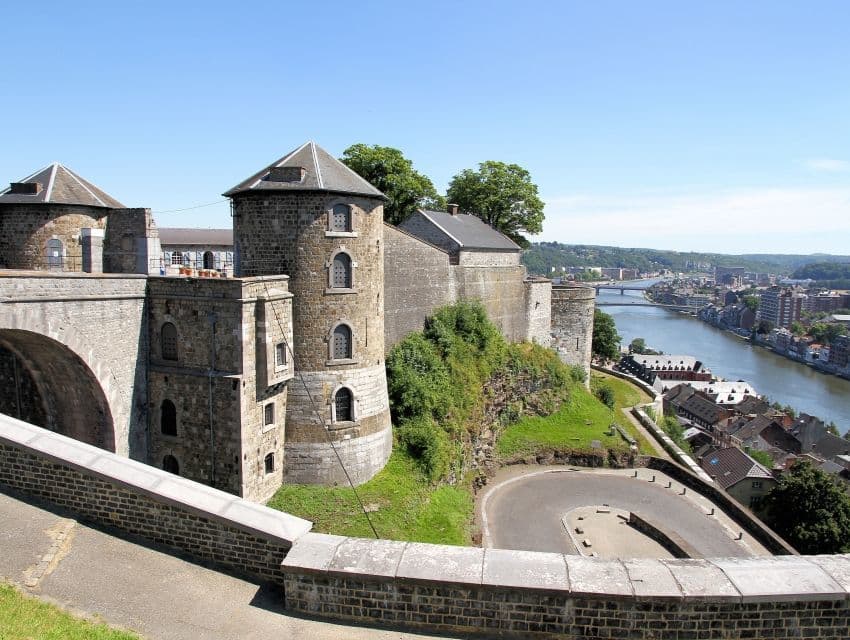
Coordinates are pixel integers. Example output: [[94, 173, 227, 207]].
[[596, 282, 850, 431]]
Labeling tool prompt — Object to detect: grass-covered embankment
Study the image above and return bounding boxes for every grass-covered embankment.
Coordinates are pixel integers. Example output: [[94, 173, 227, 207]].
[[0, 582, 139, 640], [267, 450, 473, 544]]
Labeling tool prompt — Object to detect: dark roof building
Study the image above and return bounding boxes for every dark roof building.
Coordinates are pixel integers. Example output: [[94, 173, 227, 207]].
[[699, 446, 776, 511], [0, 162, 125, 208], [677, 393, 730, 430], [223, 141, 385, 199]]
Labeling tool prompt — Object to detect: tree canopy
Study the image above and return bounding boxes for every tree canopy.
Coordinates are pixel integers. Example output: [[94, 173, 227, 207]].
[[340, 144, 445, 226], [763, 461, 850, 554], [592, 308, 621, 361], [446, 161, 544, 248]]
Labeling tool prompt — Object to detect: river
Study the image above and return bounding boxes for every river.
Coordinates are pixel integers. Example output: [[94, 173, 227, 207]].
[[596, 281, 850, 431]]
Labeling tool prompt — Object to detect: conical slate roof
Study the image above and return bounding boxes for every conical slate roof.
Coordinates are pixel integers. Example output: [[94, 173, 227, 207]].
[[223, 141, 386, 200], [0, 162, 125, 208]]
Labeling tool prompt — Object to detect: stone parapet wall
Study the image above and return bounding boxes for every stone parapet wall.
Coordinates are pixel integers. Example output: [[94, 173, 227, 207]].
[[524, 278, 552, 346], [283, 426, 392, 486], [453, 265, 529, 342], [283, 534, 850, 639], [457, 250, 521, 267], [0, 415, 312, 586]]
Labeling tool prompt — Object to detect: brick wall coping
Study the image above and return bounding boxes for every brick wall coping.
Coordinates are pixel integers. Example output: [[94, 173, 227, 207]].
[[282, 532, 850, 604], [0, 414, 312, 546]]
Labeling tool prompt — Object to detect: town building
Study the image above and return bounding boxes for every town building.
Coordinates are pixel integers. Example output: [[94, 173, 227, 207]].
[[757, 286, 807, 329], [698, 446, 776, 510]]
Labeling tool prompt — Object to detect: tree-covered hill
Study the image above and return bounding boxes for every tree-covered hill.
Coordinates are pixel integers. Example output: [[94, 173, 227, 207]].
[[522, 242, 850, 277]]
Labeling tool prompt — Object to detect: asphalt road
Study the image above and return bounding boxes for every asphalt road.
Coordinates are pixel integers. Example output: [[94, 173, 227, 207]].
[[483, 469, 755, 558]]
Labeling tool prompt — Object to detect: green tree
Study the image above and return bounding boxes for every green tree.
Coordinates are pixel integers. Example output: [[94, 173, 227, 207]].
[[742, 295, 759, 313], [340, 144, 445, 226], [790, 321, 805, 337], [763, 461, 850, 554], [756, 319, 774, 335], [629, 338, 647, 354], [591, 309, 621, 361], [745, 447, 774, 468], [446, 160, 544, 247]]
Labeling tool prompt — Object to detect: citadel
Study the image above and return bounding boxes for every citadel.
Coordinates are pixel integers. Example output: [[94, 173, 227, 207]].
[[0, 141, 595, 501]]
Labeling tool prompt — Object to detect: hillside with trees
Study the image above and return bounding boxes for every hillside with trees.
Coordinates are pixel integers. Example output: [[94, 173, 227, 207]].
[[522, 242, 850, 278]]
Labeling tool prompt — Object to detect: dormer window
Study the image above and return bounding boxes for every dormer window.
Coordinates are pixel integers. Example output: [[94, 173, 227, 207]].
[[267, 166, 306, 182], [9, 182, 42, 195]]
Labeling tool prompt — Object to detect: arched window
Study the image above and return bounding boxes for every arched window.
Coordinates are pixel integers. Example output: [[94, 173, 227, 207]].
[[203, 251, 214, 269], [331, 204, 352, 232], [264, 452, 275, 474], [46, 238, 63, 270], [161, 322, 178, 361], [331, 252, 352, 288], [332, 324, 352, 360], [163, 455, 179, 475], [334, 387, 353, 422], [161, 399, 177, 436]]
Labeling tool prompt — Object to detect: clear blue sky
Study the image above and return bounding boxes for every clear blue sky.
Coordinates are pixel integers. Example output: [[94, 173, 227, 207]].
[[2, 1, 848, 254]]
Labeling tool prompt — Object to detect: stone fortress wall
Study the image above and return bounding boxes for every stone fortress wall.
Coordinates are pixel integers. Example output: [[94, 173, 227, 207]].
[[551, 284, 597, 385], [3, 415, 850, 640], [231, 189, 392, 487]]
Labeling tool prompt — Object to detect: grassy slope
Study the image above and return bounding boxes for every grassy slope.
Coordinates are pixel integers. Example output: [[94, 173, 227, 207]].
[[497, 374, 653, 458], [0, 583, 139, 640], [267, 450, 473, 545]]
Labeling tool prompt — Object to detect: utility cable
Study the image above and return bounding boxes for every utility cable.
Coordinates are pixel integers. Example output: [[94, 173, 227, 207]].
[[259, 276, 381, 540]]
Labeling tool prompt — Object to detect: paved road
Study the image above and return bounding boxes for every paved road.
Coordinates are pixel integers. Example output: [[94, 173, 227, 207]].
[[0, 488, 463, 640], [482, 468, 760, 558]]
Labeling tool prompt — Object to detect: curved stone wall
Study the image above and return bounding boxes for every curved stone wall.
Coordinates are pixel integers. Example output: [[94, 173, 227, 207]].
[[551, 285, 595, 385], [2, 416, 850, 639]]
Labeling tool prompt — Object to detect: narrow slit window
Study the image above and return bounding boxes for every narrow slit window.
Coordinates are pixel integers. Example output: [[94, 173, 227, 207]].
[[275, 342, 287, 367], [161, 399, 177, 436]]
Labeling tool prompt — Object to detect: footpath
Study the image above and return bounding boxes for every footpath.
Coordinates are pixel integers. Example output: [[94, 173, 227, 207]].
[[0, 489, 462, 640]]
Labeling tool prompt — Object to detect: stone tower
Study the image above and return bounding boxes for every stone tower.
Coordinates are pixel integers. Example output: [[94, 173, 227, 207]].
[[224, 142, 393, 486], [551, 284, 596, 387]]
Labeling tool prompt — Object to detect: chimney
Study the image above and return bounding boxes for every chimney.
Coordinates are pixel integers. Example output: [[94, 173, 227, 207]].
[[267, 166, 306, 183], [447, 203, 459, 216]]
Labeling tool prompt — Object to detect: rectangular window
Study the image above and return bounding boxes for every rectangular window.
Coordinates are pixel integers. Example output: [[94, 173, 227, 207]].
[[264, 452, 275, 474], [275, 342, 287, 367], [264, 403, 274, 426], [752, 480, 762, 489]]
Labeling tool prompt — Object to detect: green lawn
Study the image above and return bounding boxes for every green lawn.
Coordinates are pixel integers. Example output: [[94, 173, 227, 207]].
[[0, 583, 139, 640], [267, 450, 473, 545], [496, 374, 654, 458]]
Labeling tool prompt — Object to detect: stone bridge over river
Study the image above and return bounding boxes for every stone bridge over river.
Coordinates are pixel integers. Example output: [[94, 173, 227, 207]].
[[0, 272, 148, 459]]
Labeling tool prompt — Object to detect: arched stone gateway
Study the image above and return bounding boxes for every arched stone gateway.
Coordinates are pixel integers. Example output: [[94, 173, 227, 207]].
[[0, 329, 114, 451]]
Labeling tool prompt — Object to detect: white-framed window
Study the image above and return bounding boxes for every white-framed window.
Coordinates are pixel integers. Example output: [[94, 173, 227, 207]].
[[171, 252, 183, 265]]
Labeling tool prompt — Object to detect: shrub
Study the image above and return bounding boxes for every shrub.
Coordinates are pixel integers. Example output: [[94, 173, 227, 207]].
[[594, 384, 615, 409], [386, 333, 451, 422], [397, 417, 450, 481]]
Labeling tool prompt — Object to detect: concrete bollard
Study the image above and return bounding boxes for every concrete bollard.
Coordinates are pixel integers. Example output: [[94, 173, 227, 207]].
[[633, 470, 638, 478], [666, 481, 672, 488], [681, 487, 687, 495], [737, 532, 743, 540], [708, 508, 715, 516], [650, 475, 656, 482]]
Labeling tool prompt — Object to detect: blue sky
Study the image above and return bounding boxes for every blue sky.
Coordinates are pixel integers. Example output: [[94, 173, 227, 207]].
[[2, 1, 849, 254]]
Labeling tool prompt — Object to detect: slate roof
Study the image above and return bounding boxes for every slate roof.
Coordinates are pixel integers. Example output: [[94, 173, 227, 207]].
[[699, 447, 774, 490], [223, 141, 385, 199], [729, 415, 778, 443], [735, 396, 770, 416], [417, 210, 522, 251], [0, 163, 124, 208], [159, 228, 233, 246], [679, 394, 726, 425]]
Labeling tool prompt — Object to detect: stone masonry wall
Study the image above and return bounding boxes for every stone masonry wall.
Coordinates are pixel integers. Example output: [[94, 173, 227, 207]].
[[146, 276, 293, 501], [457, 250, 521, 267], [0, 272, 148, 458], [0, 415, 311, 586], [0, 203, 107, 271], [523, 278, 552, 346], [551, 285, 596, 386], [283, 534, 850, 639], [382, 224, 455, 351], [103, 208, 161, 275], [453, 265, 529, 343], [233, 191, 391, 488], [397, 212, 460, 257], [284, 426, 392, 486]]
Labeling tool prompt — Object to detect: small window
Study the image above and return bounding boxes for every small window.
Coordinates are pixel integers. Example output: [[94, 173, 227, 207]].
[[334, 387, 353, 422], [752, 480, 763, 489], [332, 324, 352, 360], [171, 252, 183, 265], [264, 403, 275, 426], [161, 399, 177, 436], [203, 251, 214, 269], [331, 204, 352, 232], [331, 252, 352, 288], [161, 323, 178, 361], [163, 455, 179, 475], [264, 452, 275, 474], [275, 342, 287, 367], [46, 238, 63, 270]]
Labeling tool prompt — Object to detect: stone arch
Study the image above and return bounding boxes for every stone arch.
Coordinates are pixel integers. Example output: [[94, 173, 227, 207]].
[[0, 328, 115, 451], [327, 249, 355, 289], [327, 320, 354, 361], [330, 385, 355, 424]]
